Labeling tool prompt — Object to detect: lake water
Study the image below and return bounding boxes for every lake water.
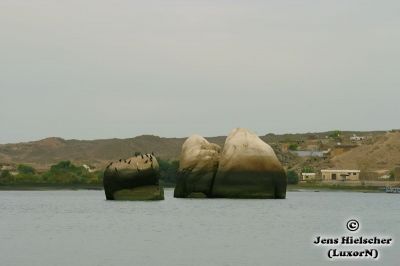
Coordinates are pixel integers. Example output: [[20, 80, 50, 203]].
[[0, 189, 398, 266]]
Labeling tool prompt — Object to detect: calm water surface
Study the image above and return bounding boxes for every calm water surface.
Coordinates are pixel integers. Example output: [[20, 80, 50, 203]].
[[0, 189, 398, 266]]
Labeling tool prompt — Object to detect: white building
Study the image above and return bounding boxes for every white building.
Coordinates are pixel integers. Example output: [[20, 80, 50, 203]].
[[350, 134, 365, 141], [321, 169, 360, 181], [301, 173, 316, 181]]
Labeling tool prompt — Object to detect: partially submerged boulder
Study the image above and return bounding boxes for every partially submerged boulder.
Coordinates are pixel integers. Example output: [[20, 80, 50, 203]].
[[174, 135, 221, 198], [174, 128, 287, 199], [103, 154, 164, 200], [211, 128, 287, 198]]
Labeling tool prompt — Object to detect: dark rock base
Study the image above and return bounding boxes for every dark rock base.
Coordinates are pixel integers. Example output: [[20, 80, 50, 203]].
[[174, 170, 287, 199], [113, 185, 164, 201]]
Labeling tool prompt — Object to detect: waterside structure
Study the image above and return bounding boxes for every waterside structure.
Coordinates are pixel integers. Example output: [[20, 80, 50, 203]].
[[321, 169, 360, 181]]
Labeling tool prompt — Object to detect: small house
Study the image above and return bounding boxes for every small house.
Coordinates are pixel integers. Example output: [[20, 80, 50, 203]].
[[350, 134, 365, 141], [321, 169, 360, 181], [301, 173, 316, 181]]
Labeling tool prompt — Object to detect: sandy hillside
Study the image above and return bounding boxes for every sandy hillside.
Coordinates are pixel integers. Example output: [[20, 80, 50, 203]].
[[331, 132, 400, 171]]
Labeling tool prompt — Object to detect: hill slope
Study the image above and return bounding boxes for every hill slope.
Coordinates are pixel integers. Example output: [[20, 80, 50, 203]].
[[331, 132, 400, 171], [0, 135, 229, 170], [1, 130, 396, 173], [0, 134, 297, 171]]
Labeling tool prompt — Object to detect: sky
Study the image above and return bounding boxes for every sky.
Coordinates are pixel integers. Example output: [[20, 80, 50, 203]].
[[0, 0, 399, 143]]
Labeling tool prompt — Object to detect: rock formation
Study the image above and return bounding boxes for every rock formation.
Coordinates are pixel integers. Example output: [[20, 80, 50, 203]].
[[211, 128, 287, 198], [103, 154, 164, 200], [174, 135, 221, 198], [174, 128, 287, 199]]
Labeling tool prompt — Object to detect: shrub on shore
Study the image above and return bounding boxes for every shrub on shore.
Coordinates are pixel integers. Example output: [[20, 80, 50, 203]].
[[287, 170, 299, 184], [0, 159, 180, 187], [158, 159, 179, 186], [0, 161, 102, 186]]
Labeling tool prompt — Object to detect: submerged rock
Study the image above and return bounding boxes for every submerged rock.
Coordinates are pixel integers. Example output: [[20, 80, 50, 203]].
[[103, 154, 164, 200], [113, 186, 164, 201], [211, 128, 287, 198], [174, 135, 221, 198]]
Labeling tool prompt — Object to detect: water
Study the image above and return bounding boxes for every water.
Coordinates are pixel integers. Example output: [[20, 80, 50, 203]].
[[0, 189, 398, 266]]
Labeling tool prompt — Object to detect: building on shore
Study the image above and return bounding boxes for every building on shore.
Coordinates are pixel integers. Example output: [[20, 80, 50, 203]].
[[321, 169, 360, 181], [301, 173, 316, 181], [350, 134, 365, 141]]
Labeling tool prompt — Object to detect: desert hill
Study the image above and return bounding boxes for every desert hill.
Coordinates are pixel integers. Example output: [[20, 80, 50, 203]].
[[0, 135, 227, 171], [0, 133, 300, 171], [331, 131, 400, 172], [0, 130, 398, 174]]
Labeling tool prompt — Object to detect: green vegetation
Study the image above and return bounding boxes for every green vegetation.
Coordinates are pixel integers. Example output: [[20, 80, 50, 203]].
[[17, 164, 36, 174], [328, 130, 341, 139], [42, 161, 101, 185], [389, 170, 395, 181], [288, 143, 298, 151], [158, 159, 179, 186], [287, 170, 299, 184], [0, 161, 102, 187], [0, 160, 180, 188], [0, 170, 11, 178], [301, 166, 314, 173]]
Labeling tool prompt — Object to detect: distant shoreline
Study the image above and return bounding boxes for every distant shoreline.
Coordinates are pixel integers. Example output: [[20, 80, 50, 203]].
[[288, 184, 385, 193], [0, 184, 103, 191], [0, 184, 388, 193]]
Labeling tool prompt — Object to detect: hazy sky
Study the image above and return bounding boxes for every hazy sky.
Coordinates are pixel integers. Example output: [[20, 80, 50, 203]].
[[1, 0, 399, 143]]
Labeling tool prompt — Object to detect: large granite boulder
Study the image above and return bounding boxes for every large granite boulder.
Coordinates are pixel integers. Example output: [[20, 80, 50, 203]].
[[103, 154, 164, 200], [211, 128, 287, 198], [174, 135, 221, 198]]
